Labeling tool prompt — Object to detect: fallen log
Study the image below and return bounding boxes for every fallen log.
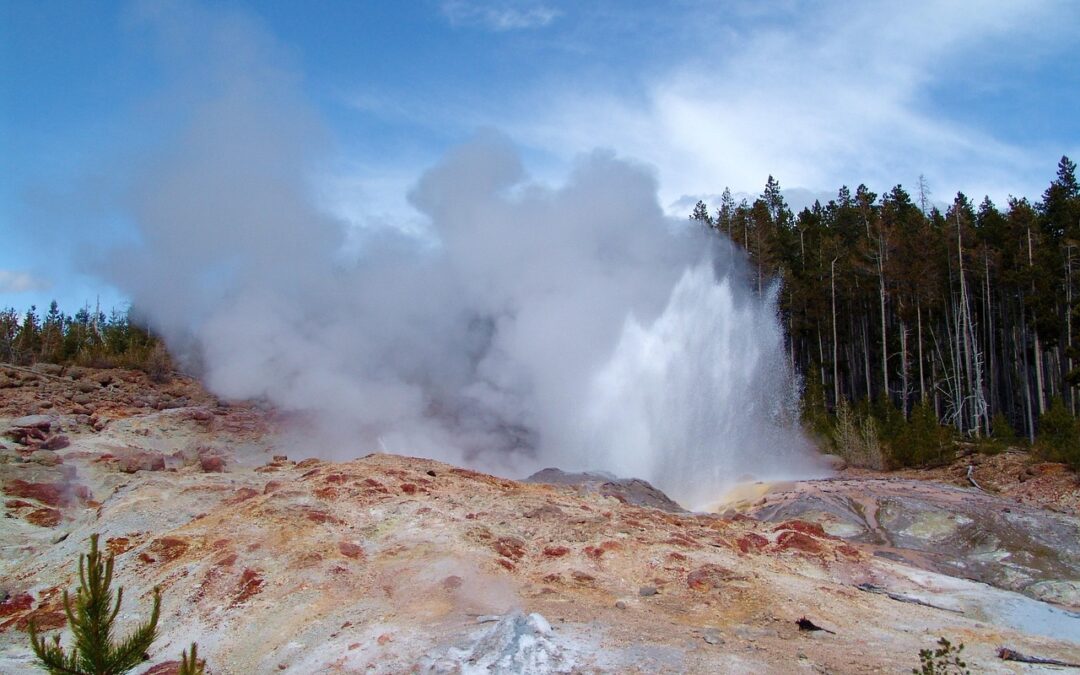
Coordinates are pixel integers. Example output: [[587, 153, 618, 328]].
[[855, 583, 964, 614], [997, 646, 1080, 668]]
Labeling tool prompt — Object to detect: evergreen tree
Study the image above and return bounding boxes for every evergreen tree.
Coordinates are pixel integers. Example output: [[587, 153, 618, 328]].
[[29, 534, 161, 675]]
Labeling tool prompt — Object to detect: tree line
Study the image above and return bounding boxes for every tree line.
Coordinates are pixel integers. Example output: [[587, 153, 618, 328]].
[[691, 156, 1080, 467], [0, 300, 169, 376]]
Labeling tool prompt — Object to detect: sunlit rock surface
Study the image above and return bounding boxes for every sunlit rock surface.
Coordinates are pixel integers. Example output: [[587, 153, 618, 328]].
[[738, 478, 1080, 610]]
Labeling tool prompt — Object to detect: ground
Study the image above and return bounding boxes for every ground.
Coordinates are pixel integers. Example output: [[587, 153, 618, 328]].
[[1, 363, 1078, 673]]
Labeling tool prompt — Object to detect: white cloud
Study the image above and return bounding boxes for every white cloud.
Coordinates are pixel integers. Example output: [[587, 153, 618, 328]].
[[441, 0, 560, 31], [501, 0, 1075, 206], [0, 270, 51, 294]]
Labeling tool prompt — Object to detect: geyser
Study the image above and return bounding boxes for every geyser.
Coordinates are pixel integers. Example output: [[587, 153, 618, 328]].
[[93, 10, 822, 507]]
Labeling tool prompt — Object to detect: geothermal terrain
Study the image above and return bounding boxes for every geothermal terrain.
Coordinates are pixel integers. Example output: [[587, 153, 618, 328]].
[[1, 363, 1079, 674]]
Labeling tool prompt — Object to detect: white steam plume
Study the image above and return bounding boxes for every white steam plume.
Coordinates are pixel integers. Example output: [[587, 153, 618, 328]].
[[102, 7, 823, 507]]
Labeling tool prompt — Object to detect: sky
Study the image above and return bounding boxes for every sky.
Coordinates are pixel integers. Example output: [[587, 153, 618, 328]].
[[2, 0, 1079, 315]]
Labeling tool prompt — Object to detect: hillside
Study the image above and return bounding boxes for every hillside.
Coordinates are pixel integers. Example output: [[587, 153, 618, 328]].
[[1, 363, 1078, 673]]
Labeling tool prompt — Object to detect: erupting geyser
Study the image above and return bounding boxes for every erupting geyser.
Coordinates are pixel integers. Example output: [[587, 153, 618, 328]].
[[584, 262, 820, 509], [98, 49, 821, 508]]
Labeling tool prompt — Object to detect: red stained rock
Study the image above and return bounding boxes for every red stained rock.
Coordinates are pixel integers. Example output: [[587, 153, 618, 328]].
[[226, 487, 260, 505], [736, 533, 769, 554], [304, 509, 344, 525], [687, 564, 740, 592], [314, 487, 339, 500], [199, 455, 226, 473], [106, 537, 132, 556], [570, 571, 595, 584], [338, 542, 365, 559], [216, 553, 238, 567], [773, 520, 829, 538], [400, 483, 417, 494], [40, 435, 70, 450], [263, 481, 283, 494], [493, 536, 526, 561], [836, 544, 861, 559], [0, 592, 33, 617], [774, 530, 824, 554], [585, 542, 625, 558], [117, 451, 165, 473], [5, 499, 32, 509], [147, 536, 189, 563], [295, 458, 321, 468], [14, 608, 66, 632], [144, 661, 182, 675], [667, 552, 688, 561], [665, 533, 700, 548], [233, 568, 264, 605], [496, 558, 516, 571], [4, 479, 67, 506], [26, 508, 61, 527], [190, 409, 213, 422], [377, 633, 392, 645], [442, 575, 463, 589], [324, 473, 346, 484], [543, 545, 570, 558]]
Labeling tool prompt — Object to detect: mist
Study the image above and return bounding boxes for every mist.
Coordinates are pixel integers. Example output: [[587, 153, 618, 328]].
[[99, 6, 822, 508]]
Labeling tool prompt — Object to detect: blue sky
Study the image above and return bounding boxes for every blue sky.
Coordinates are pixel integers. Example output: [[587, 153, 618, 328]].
[[2, 0, 1079, 314]]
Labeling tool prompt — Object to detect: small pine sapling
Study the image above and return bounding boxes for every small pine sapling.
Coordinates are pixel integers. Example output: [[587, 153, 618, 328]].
[[29, 533, 161, 675], [178, 642, 206, 675]]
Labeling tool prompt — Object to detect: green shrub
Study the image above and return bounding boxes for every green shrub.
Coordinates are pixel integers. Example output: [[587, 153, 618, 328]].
[[832, 397, 885, 469], [1036, 397, 1080, 470], [913, 637, 969, 674]]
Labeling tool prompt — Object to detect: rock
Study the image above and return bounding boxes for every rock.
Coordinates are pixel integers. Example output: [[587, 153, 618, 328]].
[[200, 455, 226, 473], [40, 435, 70, 451], [638, 585, 658, 597], [702, 629, 724, 645], [0, 592, 34, 617], [116, 450, 165, 473], [76, 381, 99, 393], [774, 530, 825, 554], [615, 600, 628, 609], [32, 363, 63, 376], [9, 415, 52, 431], [687, 565, 742, 592], [28, 450, 61, 466], [26, 507, 62, 527], [424, 612, 566, 673], [146, 536, 190, 563], [1026, 580, 1080, 607], [3, 479, 68, 506], [525, 468, 686, 512], [338, 541, 365, 559]]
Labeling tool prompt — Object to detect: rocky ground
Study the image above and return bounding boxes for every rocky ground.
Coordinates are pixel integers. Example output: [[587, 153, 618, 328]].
[[1, 363, 1079, 673]]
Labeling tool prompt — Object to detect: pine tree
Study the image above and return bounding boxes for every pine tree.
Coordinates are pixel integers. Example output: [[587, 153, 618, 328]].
[[178, 643, 206, 675], [29, 534, 161, 675]]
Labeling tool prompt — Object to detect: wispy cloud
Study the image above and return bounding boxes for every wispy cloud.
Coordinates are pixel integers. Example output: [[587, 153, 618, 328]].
[[441, 0, 560, 31], [0, 270, 52, 294], [500, 0, 1077, 207]]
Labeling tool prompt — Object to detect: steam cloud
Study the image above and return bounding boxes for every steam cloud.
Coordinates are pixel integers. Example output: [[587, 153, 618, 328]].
[[101, 6, 822, 507]]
